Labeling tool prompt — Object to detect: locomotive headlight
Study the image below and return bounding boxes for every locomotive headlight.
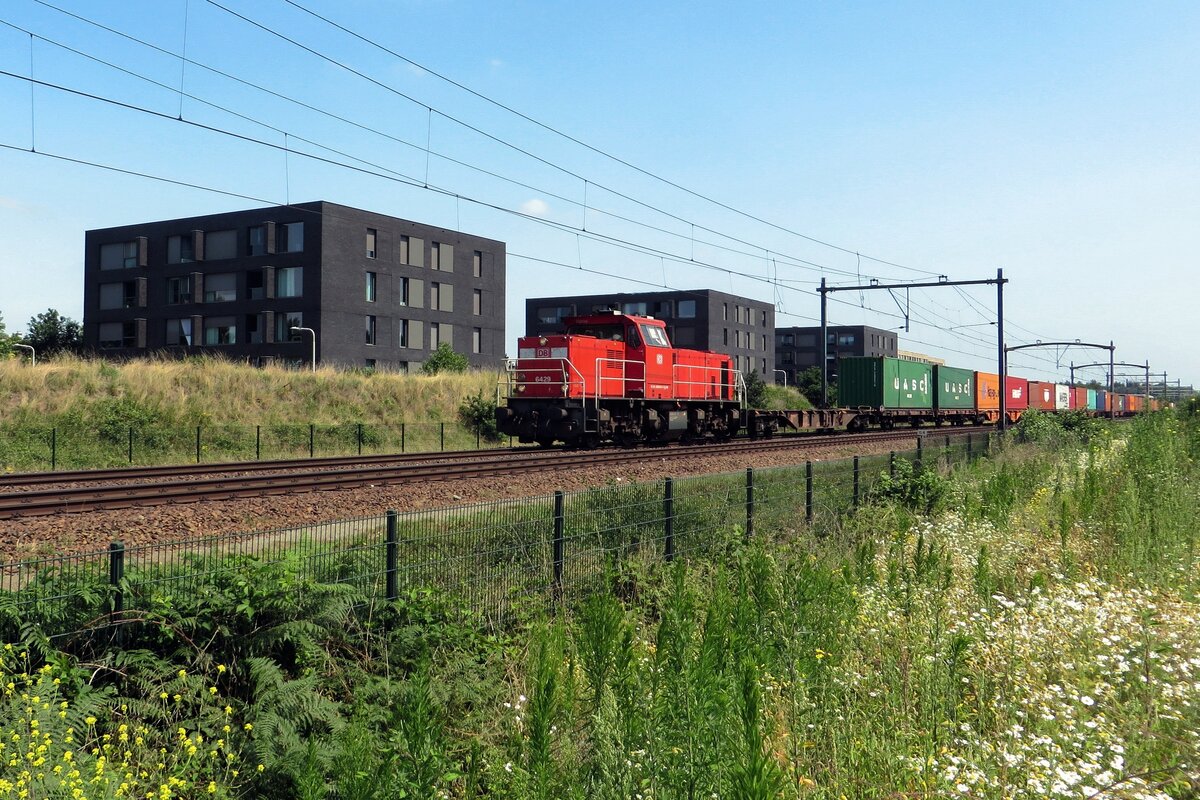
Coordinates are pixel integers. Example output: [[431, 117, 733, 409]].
[[516, 384, 526, 393], [516, 372, 526, 381], [538, 337, 548, 346]]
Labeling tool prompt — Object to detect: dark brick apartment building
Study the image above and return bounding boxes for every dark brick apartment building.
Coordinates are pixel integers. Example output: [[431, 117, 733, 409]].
[[83, 201, 506, 370], [774, 324, 898, 386]]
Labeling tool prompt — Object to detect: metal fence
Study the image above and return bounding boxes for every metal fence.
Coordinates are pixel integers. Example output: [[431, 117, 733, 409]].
[[0, 433, 989, 641], [0, 421, 512, 471]]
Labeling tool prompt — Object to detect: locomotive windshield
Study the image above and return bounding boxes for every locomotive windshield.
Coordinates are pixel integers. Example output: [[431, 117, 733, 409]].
[[640, 324, 671, 348]]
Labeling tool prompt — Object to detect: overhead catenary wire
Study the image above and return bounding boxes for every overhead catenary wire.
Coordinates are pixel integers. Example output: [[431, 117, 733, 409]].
[[0, 3, 1087, 374]]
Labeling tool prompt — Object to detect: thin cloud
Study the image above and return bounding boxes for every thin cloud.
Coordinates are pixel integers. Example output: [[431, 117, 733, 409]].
[[520, 198, 549, 217]]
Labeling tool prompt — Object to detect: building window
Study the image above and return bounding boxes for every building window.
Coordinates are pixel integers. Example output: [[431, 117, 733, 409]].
[[276, 267, 303, 298], [398, 277, 409, 306], [431, 242, 453, 271], [366, 271, 377, 302], [399, 319, 409, 348], [837, 333, 856, 346], [247, 270, 264, 300], [165, 276, 192, 305], [279, 222, 304, 253], [99, 281, 136, 310], [761, 334, 767, 351], [782, 352, 794, 364], [365, 315, 377, 345], [622, 301, 648, 315], [399, 234, 423, 266], [429, 322, 440, 349], [203, 316, 236, 345], [735, 306, 742, 324], [248, 225, 267, 256], [165, 318, 193, 346], [276, 311, 302, 342], [206, 229, 237, 260], [204, 273, 237, 303], [537, 306, 573, 325], [473, 250, 482, 278], [723, 303, 728, 321], [678, 300, 696, 318], [473, 289, 482, 315], [167, 234, 195, 264], [366, 228, 377, 259], [431, 282, 452, 312], [98, 321, 136, 348], [472, 327, 481, 354], [100, 241, 138, 270], [761, 310, 767, 326], [734, 330, 741, 348], [761, 358, 767, 374], [244, 313, 262, 344], [723, 328, 729, 346]]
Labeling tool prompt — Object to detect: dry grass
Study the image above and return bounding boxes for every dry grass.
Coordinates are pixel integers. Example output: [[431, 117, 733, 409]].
[[0, 355, 502, 426]]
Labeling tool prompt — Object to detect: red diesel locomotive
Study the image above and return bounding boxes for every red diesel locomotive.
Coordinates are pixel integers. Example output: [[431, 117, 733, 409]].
[[495, 311, 744, 447]]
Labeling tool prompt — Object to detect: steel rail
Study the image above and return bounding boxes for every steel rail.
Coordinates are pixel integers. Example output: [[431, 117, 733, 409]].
[[0, 427, 983, 519]]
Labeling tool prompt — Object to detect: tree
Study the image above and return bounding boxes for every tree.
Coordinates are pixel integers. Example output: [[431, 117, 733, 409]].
[[744, 370, 768, 408], [421, 342, 469, 375], [796, 366, 835, 407], [0, 311, 12, 357], [23, 308, 82, 356]]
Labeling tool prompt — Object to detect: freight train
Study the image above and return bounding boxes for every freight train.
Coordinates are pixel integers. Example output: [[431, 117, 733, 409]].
[[495, 311, 1156, 447]]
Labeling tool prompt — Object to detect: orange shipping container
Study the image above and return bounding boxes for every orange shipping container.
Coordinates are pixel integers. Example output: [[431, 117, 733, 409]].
[[976, 372, 1001, 411]]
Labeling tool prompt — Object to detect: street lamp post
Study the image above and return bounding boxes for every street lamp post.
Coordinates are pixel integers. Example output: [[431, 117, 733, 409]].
[[772, 368, 787, 387], [12, 344, 34, 365], [291, 327, 316, 372]]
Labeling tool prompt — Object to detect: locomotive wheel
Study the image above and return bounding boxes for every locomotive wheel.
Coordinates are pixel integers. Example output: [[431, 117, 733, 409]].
[[536, 437, 556, 448]]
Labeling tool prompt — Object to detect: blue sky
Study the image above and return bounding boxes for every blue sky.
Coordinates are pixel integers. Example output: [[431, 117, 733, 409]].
[[0, 0, 1196, 386]]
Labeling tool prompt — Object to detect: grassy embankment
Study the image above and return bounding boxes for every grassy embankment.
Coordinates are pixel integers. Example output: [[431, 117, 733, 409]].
[[0, 356, 502, 469], [1, 411, 1196, 798]]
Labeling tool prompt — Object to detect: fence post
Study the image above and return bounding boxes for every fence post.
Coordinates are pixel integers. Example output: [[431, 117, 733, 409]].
[[805, 461, 813, 523], [889, 450, 896, 478], [309, 424, 315, 458], [440, 422, 446, 452], [357, 423, 363, 457], [256, 425, 261, 461], [128, 426, 134, 464], [553, 491, 565, 604], [50, 427, 56, 471], [477, 427, 481, 449], [385, 510, 399, 602], [401, 423, 406, 453], [109, 541, 125, 645], [916, 436, 924, 472], [196, 425, 201, 464], [663, 478, 675, 562], [967, 434, 973, 461], [745, 467, 754, 541], [853, 456, 860, 508]]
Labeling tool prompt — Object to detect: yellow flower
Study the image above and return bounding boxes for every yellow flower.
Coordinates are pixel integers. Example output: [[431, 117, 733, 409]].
[[216, 665, 226, 674], [84, 717, 97, 726], [177, 670, 187, 679], [243, 724, 253, 732]]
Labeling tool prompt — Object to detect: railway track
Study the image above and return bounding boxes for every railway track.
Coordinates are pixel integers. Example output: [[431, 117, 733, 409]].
[[0, 427, 986, 519]]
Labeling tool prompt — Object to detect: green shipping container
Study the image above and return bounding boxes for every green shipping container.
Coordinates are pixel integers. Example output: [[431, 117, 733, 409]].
[[838, 357, 933, 409], [934, 365, 975, 410]]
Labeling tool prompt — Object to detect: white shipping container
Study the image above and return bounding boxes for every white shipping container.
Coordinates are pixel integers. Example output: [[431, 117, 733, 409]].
[[1054, 383, 1071, 410]]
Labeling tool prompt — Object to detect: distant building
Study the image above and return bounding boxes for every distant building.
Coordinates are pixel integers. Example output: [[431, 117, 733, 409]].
[[774, 325, 898, 386], [896, 349, 945, 366], [83, 201, 506, 370], [525, 289, 775, 378]]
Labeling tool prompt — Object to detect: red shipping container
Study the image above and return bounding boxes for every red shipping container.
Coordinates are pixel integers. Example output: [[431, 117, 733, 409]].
[[1070, 387, 1088, 409], [1006, 376, 1029, 410], [1027, 381, 1057, 411]]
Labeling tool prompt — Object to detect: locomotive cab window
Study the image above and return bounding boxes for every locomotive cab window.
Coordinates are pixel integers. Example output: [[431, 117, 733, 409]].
[[625, 325, 642, 348], [565, 323, 624, 341], [639, 324, 671, 348]]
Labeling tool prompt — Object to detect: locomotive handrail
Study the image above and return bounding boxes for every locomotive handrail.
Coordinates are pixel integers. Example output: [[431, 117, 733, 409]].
[[672, 362, 742, 402], [595, 358, 643, 401], [499, 357, 586, 399]]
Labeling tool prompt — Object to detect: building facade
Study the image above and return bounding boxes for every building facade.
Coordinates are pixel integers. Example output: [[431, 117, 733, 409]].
[[774, 325, 898, 386], [83, 201, 505, 370], [525, 290, 775, 378]]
